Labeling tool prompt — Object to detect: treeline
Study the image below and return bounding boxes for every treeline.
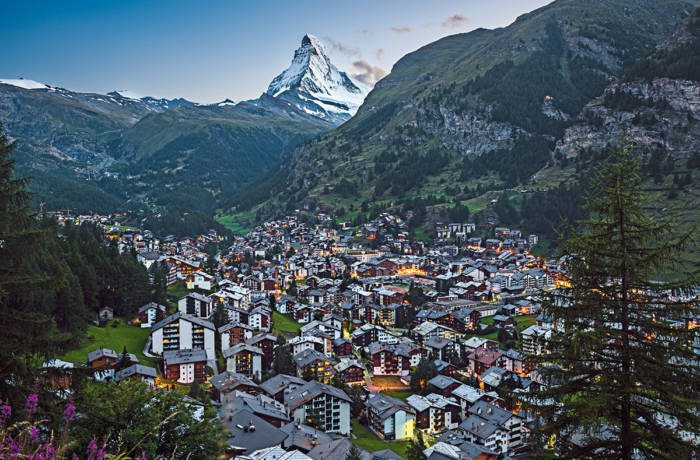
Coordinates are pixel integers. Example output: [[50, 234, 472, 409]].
[[460, 136, 553, 187], [495, 181, 587, 247], [60, 223, 152, 318], [373, 148, 450, 196], [0, 126, 152, 381], [141, 207, 228, 238]]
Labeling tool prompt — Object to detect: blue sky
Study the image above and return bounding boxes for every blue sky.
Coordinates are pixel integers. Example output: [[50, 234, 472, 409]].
[[1, 0, 551, 103]]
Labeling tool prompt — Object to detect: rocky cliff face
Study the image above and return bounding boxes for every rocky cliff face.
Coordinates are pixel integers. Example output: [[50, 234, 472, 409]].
[[557, 80, 699, 160]]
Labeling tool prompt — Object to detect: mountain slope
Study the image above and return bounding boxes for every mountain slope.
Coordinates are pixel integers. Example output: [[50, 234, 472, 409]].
[[230, 0, 698, 225], [114, 95, 330, 213], [265, 34, 369, 124]]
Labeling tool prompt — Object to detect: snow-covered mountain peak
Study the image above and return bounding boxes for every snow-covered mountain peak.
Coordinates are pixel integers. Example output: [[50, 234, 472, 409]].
[[264, 34, 369, 124]]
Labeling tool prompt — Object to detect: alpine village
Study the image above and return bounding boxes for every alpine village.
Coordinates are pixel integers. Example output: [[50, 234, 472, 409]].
[[1, 1, 699, 459]]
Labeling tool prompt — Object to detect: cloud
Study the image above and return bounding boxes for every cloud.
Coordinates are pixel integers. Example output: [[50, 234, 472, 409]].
[[442, 13, 468, 29], [390, 26, 411, 34], [359, 29, 372, 37], [326, 38, 361, 57], [351, 60, 387, 86], [374, 48, 385, 60]]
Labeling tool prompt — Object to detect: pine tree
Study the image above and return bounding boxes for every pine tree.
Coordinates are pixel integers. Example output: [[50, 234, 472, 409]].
[[0, 125, 73, 398], [523, 144, 699, 459], [406, 429, 427, 460], [345, 445, 363, 460]]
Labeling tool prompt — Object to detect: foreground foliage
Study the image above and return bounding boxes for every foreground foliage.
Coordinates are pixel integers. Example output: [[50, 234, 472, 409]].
[[524, 145, 699, 459]]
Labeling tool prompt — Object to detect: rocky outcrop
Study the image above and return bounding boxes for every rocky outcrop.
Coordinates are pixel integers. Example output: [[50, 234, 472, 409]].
[[556, 78, 700, 158]]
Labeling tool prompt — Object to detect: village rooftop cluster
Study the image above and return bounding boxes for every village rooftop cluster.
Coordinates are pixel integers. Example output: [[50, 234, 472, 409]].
[[46, 210, 572, 459]]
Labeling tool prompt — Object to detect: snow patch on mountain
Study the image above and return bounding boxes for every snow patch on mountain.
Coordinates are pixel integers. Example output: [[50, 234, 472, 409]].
[[0, 78, 50, 90], [265, 34, 369, 124]]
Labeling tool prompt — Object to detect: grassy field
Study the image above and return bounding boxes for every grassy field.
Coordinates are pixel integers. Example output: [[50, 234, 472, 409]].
[[216, 210, 255, 235], [350, 420, 411, 458], [166, 281, 190, 310], [516, 314, 538, 331], [370, 375, 408, 387], [60, 319, 154, 366], [381, 389, 414, 401], [272, 311, 302, 335]]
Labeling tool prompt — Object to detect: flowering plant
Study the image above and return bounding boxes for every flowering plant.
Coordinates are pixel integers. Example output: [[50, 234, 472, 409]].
[[0, 394, 145, 460]]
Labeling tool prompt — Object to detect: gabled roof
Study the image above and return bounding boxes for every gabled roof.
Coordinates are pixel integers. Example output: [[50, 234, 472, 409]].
[[152, 311, 215, 332], [259, 374, 307, 396], [365, 393, 414, 420], [293, 348, 331, 368], [224, 408, 287, 455], [163, 348, 207, 365], [114, 364, 157, 380], [138, 302, 167, 314], [224, 343, 263, 359], [286, 380, 352, 411], [86, 348, 118, 363]]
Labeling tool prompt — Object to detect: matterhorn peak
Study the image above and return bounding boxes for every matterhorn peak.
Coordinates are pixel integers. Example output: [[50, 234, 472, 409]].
[[265, 34, 369, 125]]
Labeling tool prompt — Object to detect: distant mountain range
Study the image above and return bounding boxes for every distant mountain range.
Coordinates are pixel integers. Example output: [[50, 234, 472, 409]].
[[0, 34, 367, 214]]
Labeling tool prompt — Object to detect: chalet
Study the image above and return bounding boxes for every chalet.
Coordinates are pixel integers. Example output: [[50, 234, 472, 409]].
[[467, 348, 505, 378], [424, 336, 457, 362], [365, 393, 416, 441], [224, 343, 263, 380], [162, 349, 207, 384], [413, 321, 457, 345], [222, 409, 287, 457], [369, 342, 424, 376], [429, 375, 463, 397], [219, 322, 254, 353], [259, 374, 307, 403], [407, 393, 461, 434], [452, 308, 481, 332], [114, 364, 157, 386], [492, 315, 514, 328], [87, 348, 119, 369], [334, 358, 365, 385], [293, 348, 335, 384], [466, 401, 524, 453], [458, 414, 509, 454], [286, 381, 352, 435], [222, 391, 290, 428], [210, 371, 260, 402], [249, 306, 272, 332], [185, 271, 213, 291], [434, 359, 458, 377], [246, 334, 277, 368], [178, 292, 213, 319], [137, 302, 167, 328], [451, 384, 502, 417], [151, 312, 216, 361], [97, 306, 114, 324], [501, 348, 525, 375], [280, 421, 333, 452], [332, 338, 353, 357]]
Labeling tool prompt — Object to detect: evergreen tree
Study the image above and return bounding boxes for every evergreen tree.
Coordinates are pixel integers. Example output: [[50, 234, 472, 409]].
[[523, 145, 699, 459], [0, 126, 76, 399], [272, 342, 295, 376], [406, 430, 427, 460], [345, 445, 363, 460], [410, 357, 438, 394]]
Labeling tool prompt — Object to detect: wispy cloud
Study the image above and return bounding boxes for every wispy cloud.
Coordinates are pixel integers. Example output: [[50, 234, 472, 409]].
[[326, 38, 361, 57], [390, 26, 411, 34], [374, 48, 385, 60], [442, 13, 468, 29], [352, 60, 387, 85], [359, 29, 372, 38]]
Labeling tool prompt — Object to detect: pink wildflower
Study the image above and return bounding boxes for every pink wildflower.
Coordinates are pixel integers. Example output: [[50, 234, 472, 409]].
[[63, 402, 76, 423], [25, 393, 39, 415]]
